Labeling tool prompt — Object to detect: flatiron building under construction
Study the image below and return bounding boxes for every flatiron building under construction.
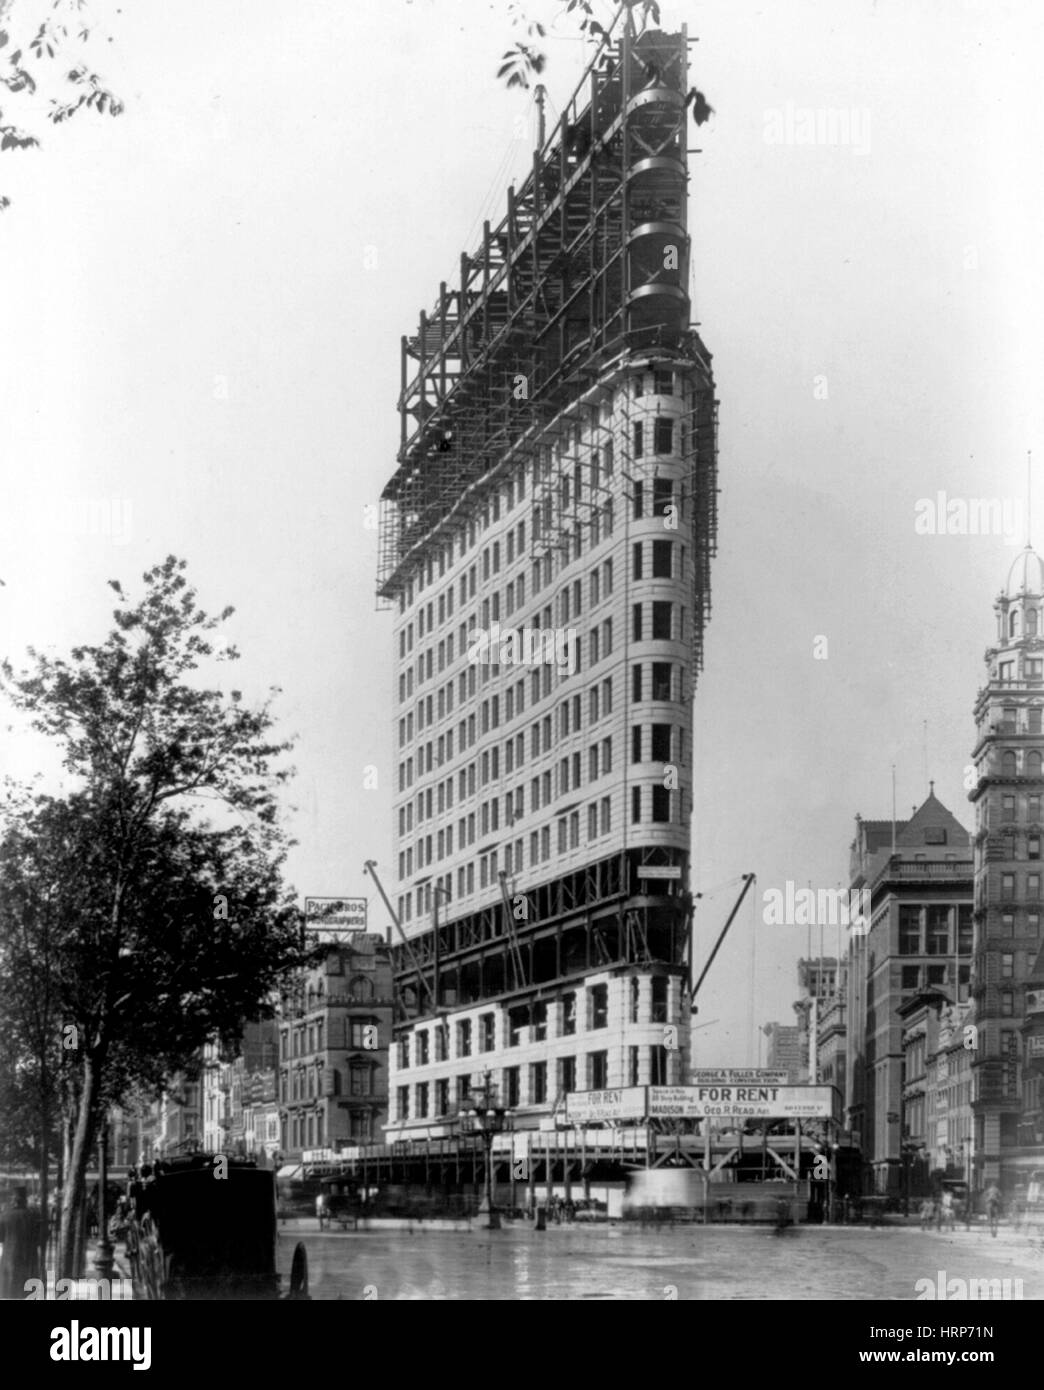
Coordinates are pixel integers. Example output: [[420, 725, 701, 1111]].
[[375, 19, 717, 1151]]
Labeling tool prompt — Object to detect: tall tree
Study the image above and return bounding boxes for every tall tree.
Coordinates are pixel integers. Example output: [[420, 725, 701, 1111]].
[[0, 785, 75, 1273], [1, 556, 304, 1277]]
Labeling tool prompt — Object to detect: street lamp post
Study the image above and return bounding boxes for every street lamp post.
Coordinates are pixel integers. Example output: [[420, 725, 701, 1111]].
[[93, 1121, 115, 1282], [464, 1070, 508, 1231]]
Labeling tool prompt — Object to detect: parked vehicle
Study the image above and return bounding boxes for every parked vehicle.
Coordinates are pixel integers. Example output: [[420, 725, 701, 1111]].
[[317, 1175, 363, 1230], [125, 1154, 308, 1300]]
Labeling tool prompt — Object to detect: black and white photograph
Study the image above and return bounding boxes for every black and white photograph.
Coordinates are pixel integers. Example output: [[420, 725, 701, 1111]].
[[0, 0, 1042, 1345]]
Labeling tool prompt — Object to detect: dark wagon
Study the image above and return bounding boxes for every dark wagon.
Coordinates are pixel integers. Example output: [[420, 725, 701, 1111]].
[[125, 1154, 309, 1300], [317, 1174, 363, 1230]]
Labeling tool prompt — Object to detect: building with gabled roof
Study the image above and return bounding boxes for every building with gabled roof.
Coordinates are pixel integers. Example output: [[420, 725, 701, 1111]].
[[846, 790, 973, 1193]]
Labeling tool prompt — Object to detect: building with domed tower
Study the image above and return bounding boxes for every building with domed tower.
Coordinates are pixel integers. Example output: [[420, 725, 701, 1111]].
[[968, 545, 1044, 1190]]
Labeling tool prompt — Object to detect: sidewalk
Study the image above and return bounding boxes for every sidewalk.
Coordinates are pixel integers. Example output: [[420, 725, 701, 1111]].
[[37, 1238, 133, 1300]]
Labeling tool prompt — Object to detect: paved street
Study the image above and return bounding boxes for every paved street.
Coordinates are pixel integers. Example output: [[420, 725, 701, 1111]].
[[275, 1221, 1044, 1301]]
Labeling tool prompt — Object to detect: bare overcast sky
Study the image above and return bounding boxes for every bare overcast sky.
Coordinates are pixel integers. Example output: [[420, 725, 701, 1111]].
[[1, 0, 1042, 1066]]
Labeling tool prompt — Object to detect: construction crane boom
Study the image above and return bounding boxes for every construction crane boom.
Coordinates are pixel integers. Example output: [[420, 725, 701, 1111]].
[[691, 872, 756, 1005], [363, 860, 435, 1011]]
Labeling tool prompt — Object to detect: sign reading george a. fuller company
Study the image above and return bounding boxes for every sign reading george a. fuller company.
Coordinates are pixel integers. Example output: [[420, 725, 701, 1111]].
[[691, 1069, 790, 1088], [564, 1085, 835, 1123], [304, 896, 367, 944]]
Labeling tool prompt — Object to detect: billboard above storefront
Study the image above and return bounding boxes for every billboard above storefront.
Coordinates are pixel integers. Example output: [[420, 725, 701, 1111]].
[[563, 1084, 836, 1123], [304, 896, 367, 943]]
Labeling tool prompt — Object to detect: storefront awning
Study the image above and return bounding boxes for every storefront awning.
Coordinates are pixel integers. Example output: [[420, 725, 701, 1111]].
[[276, 1164, 302, 1182]]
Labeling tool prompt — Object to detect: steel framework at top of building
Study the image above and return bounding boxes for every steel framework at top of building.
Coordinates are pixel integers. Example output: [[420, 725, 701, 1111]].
[[377, 10, 718, 648]]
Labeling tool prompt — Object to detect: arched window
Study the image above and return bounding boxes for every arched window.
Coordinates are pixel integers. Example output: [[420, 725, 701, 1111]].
[[1028, 608, 1039, 636], [1002, 751, 1018, 776], [1028, 751, 1043, 777], [1010, 610, 1020, 637], [350, 975, 374, 1002]]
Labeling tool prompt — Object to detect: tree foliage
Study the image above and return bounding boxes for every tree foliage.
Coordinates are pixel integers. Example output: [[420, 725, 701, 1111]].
[[0, 0, 123, 209], [0, 556, 305, 1275], [497, 1, 712, 127]]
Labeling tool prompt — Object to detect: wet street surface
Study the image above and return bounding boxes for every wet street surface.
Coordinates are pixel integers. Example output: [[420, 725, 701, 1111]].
[[275, 1221, 1044, 1301]]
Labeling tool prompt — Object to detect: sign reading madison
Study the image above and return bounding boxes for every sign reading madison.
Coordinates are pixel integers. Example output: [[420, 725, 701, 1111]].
[[565, 1084, 835, 1122]]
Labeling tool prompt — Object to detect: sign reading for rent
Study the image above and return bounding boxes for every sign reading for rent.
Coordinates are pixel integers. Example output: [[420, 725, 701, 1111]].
[[563, 1085, 835, 1123], [650, 1085, 834, 1119]]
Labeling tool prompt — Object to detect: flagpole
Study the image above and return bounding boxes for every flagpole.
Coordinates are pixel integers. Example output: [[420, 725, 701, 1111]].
[[891, 765, 897, 855]]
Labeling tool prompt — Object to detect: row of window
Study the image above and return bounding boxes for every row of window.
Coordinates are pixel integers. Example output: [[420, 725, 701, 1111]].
[[397, 980, 672, 1071], [996, 657, 1044, 683], [993, 705, 1044, 735], [897, 906, 973, 956], [400, 562, 684, 719], [394, 372, 687, 615], [397, 782, 678, 906], [397, 662, 680, 801], [397, 466, 530, 614], [993, 750, 1044, 777], [1005, 608, 1042, 637], [990, 909, 1042, 936], [996, 871, 1044, 901], [279, 1060, 377, 1102], [989, 795, 1039, 822], [399, 484, 689, 719], [399, 596, 685, 759], [399, 749, 616, 877], [283, 1108, 373, 1152], [393, 1044, 675, 1120], [899, 962, 971, 1000], [994, 830, 1043, 859], [399, 556, 620, 706]]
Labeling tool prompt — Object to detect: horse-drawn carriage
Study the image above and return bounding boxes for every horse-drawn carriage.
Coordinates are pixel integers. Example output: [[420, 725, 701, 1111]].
[[125, 1154, 308, 1300], [317, 1174, 363, 1230]]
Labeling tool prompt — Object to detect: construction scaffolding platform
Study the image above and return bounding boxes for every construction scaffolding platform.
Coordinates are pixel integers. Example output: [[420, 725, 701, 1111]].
[[378, 14, 718, 674]]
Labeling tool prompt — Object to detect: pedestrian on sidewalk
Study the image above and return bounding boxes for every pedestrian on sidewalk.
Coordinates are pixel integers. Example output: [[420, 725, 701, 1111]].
[[0, 1188, 42, 1299]]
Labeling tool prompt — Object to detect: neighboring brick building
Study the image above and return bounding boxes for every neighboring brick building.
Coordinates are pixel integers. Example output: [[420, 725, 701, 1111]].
[[798, 957, 847, 1095], [845, 792, 973, 1194], [795, 956, 843, 1086], [1019, 940, 1044, 1158], [278, 935, 393, 1157], [899, 988, 973, 1199], [202, 1021, 278, 1156], [762, 1022, 804, 1083]]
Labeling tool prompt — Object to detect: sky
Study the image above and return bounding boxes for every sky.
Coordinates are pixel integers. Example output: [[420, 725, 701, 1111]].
[[1, 0, 1042, 1068]]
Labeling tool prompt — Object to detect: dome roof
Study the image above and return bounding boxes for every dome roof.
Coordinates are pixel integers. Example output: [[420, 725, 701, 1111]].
[[1005, 545, 1044, 598]]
